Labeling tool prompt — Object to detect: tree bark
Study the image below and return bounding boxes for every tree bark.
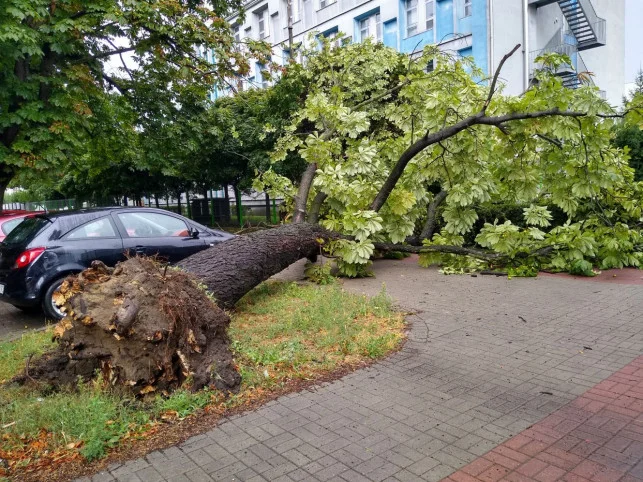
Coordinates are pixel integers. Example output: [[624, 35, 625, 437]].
[[292, 163, 317, 224], [308, 191, 328, 224], [0, 166, 17, 214], [420, 190, 447, 241], [177, 223, 333, 308]]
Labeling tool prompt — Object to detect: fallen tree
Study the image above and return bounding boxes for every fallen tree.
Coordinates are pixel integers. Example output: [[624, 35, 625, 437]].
[[12, 43, 643, 394], [12, 224, 333, 394]]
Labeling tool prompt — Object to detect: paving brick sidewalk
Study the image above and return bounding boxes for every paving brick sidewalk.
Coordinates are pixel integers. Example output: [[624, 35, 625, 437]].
[[80, 258, 643, 482], [446, 355, 643, 482]]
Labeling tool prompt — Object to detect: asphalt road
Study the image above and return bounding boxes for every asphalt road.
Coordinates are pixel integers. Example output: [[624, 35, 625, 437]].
[[0, 301, 47, 341]]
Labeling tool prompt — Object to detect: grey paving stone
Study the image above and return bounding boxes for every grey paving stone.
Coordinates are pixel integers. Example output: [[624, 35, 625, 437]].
[[185, 467, 213, 482], [421, 463, 457, 481], [407, 456, 441, 476], [92, 473, 116, 482], [115, 475, 142, 482], [133, 466, 164, 482]]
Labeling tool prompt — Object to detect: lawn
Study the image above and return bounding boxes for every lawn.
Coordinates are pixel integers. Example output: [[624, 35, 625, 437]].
[[0, 281, 405, 480]]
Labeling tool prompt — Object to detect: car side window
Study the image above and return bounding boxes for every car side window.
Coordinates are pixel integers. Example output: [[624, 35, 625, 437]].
[[1, 218, 24, 235], [117, 212, 190, 238], [67, 217, 117, 239]]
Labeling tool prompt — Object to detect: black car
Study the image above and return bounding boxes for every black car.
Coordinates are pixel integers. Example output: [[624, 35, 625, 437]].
[[0, 207, 234, 319]]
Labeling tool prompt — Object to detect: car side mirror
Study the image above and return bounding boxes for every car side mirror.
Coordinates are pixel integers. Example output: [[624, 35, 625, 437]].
[[190, 228, 200, 239]]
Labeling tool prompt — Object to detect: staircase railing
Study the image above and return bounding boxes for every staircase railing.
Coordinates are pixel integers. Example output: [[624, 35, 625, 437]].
[[529, 27, 576, 76], [565, 0, 606, 46]]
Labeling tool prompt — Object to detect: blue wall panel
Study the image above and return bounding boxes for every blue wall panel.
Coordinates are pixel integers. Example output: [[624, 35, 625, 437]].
[[383, 19, 399, 49], [436, 0, 454, 42], [469, 0, 488, 76]]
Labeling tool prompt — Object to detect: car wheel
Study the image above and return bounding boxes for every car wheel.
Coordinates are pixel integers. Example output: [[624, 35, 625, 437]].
[[41, 277, 68, 321]]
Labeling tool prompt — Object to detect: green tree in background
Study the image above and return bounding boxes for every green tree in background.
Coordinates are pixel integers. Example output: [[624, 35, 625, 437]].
[[614, 69, 643, 181], [0, 0, 270, 210]]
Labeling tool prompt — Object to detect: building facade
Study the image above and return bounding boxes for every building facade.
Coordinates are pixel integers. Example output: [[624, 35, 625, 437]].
[[224, 0, 625, 105]]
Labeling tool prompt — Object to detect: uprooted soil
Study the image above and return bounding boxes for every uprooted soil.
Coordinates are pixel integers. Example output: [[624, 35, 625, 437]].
[[12, 258, 240, 396]]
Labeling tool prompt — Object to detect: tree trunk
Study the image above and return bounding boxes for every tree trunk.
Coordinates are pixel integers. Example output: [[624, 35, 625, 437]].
[[265, 193, 271, 222], [292, 163, 316, 224], [0, 166, 13, 213], [420, 190, 447, 241], [178, 223, 332, 308], [0, 177, 9, 214], [233, 184, 243, 227]]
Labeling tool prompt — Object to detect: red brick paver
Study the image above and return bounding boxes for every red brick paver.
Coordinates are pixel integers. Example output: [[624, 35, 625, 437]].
[[445, 356, 643, 482]]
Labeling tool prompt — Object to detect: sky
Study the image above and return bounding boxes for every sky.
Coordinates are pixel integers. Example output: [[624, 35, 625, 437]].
[[625, 0, 642, 83]]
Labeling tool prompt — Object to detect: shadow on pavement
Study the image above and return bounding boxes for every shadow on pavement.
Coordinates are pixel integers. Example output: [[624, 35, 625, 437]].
[[0, 302, 48, 341]]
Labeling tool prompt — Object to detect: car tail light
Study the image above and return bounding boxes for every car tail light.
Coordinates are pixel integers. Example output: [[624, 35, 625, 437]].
[[13, 247, 46, 269]]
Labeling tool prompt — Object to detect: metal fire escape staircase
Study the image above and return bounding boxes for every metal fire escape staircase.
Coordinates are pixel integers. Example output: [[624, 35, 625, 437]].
[[558, 0, 606, 50], [529, 29, 579, 89], [529, 0, 606, 50], [528, 0, 606, 92]]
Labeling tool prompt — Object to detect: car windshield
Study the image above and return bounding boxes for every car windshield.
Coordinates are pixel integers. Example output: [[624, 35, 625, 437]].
[[2, 217, 49, 246]]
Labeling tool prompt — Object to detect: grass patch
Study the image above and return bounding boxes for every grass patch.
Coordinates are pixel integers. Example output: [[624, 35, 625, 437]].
[[0, 282, 404, 477], [0, 330, 54, 383]]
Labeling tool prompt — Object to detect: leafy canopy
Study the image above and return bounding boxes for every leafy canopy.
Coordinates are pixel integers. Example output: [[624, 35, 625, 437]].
[[259, 40, 643, 276], [0, 0, 269, 206]]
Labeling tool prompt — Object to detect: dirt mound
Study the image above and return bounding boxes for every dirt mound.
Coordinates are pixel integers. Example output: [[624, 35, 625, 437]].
[[14, 258, 240, 396]]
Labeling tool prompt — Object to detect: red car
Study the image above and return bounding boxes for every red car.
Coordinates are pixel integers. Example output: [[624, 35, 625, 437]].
[[0, 211, 39, 243]]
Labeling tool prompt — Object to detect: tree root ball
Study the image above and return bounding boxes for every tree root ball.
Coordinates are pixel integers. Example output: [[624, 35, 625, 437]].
[[16, 258, 241, 396]]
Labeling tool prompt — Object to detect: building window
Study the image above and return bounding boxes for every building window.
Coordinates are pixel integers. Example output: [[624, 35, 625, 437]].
[[425, 0, 434, 30], [406, 0, 418, 36], [464, 0, 472, 17], [233, 24, 240, 42], [303, 0, 313, 25], [258, 64, 270, 89], [319, 0, 336, 9], [323, 29, 342, 48], [256, 8, 269, 39], [359, 13, 382, 42], [271, 13, 281, 42]]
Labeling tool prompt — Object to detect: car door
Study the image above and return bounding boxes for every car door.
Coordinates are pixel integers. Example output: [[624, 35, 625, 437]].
[[115, 211, 207, 263], [59, 216, 125, 268]]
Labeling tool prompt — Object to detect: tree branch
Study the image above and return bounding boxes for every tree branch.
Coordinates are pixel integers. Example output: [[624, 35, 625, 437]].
[[373, 242, 502, 260], [102, 73, 128, 93], [374, 242, 556, 262], [483, 44, 521, 113], [536, 133, 563, 148], [368, 108, 586, 212], [353, 80, 412, 111], [91, 46, 138, 60], [420, 190, 448, 240]]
